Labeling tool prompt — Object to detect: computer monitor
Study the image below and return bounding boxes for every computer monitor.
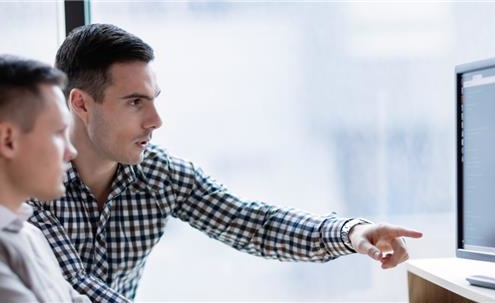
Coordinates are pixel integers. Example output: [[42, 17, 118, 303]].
[[457, 57, 495, 289]]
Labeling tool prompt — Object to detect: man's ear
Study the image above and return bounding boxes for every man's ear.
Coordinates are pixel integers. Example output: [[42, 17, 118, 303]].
[[0, 122, 19, 159], [69, 88, 93, 125]]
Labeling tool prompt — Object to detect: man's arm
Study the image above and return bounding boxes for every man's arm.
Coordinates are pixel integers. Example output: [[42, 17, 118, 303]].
[[166, 155, 422, 266], [27, 204, 131, 303], [167, 157, 356, 262], [0, 262, 38, 302]]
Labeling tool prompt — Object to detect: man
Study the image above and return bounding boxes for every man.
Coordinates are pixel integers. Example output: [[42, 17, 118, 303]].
[[0, 55, 89, 302], [29, 24, 422, 302]]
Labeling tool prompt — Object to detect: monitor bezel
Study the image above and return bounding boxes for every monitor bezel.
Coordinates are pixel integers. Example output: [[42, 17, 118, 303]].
[[456, 57, 495, 262]]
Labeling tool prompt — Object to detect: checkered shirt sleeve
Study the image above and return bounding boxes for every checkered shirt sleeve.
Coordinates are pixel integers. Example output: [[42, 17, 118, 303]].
[[28, 144, 355, 302], [165, 154, 354, 261]]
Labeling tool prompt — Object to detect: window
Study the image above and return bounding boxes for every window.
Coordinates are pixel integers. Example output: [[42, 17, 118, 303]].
[[0, 2, 62, 63], [88, 2, 495, 301]]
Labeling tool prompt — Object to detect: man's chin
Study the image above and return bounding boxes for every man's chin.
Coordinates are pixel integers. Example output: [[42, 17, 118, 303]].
[[119, 152, 145, 165]]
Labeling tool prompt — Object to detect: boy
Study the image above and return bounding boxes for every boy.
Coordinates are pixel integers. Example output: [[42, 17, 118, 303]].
[[0, 55, 88, 302]]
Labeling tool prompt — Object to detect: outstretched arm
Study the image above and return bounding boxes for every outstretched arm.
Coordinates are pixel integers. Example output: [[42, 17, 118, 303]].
[[168, 156, 377, 262]]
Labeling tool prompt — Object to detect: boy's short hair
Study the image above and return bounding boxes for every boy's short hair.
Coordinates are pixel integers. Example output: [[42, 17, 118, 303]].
[[0, 55, 66, 132]]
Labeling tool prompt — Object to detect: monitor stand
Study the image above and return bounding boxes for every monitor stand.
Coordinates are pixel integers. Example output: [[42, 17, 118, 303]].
[[466, 275, 495, 289]]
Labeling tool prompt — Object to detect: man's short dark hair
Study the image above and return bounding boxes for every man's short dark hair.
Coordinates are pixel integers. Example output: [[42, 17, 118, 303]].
[[0, 55, 66, 132], [55, 23, 155, 102]]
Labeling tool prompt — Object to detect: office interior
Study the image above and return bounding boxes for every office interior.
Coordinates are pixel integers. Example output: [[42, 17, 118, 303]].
[[3, 1, 494, 302]]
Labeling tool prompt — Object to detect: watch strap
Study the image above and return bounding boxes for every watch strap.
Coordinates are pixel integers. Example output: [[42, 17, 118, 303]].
[[341, 218, 373, 252]]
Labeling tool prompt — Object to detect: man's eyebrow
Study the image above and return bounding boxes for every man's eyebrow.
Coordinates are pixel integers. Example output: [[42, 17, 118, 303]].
[[120, 90, 162, 100]]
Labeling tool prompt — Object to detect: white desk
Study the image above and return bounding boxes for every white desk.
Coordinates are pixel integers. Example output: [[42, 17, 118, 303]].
[[407, 258, 495, 302]]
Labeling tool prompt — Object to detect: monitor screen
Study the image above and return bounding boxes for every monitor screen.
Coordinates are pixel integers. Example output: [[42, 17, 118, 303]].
[[457, 58, 495, 262]]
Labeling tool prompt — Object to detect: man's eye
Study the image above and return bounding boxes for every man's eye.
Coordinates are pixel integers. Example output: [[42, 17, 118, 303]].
[[129, 99, 142, 106]]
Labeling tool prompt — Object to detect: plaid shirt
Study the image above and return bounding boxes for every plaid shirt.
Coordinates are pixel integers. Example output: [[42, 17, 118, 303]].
[[28, 144, 355, 302]]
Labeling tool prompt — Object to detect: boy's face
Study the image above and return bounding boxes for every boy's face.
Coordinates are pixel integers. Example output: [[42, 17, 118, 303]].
[[9, 84, 77, 201], [84, 61, 162, 164]]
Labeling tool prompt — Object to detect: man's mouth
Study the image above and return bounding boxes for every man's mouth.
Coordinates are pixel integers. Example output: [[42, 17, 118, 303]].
[[135, 134, 152, 149], [136, 140, 148, 148]]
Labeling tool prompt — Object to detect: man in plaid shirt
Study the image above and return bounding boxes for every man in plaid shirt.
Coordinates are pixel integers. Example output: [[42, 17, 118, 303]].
[[28, 23, 423, 302]]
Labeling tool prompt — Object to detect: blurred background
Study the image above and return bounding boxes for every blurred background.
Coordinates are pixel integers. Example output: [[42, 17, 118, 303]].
[[3, 1, 493, 301]]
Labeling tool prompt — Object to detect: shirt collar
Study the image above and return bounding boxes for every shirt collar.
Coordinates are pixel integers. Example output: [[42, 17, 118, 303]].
[[64, 146, 164, 194], [64, 149, 163, 192], [64, 161, 137, 184], [64, 160, 154, 195], [64, 161, 79, 185], [0, 203, 33, 233]]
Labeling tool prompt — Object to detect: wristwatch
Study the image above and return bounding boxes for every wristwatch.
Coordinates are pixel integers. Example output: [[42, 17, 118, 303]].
[[341, 218, 373, 252]]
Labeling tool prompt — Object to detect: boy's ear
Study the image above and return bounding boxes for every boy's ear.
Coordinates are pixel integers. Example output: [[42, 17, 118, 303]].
[[0, 122, 19, 159], [69, 88, 93, 125]]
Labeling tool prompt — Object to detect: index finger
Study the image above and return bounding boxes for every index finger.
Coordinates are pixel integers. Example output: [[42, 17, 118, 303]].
[[380, 225, 423, 239]]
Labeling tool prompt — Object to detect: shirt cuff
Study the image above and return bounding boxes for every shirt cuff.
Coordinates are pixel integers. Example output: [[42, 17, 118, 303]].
[[321, 216, 357, 258], [340, 218, 373, 252]]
